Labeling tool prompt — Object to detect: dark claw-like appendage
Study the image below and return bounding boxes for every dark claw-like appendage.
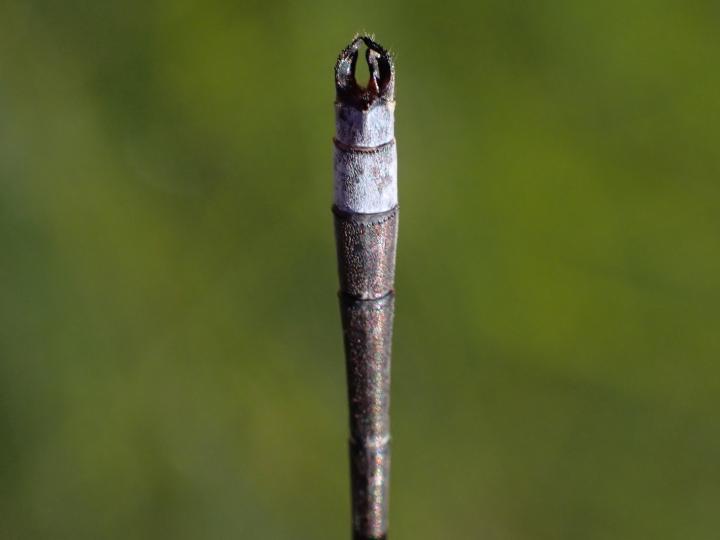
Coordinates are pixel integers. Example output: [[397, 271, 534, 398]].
[[335, 35, 395, 107]]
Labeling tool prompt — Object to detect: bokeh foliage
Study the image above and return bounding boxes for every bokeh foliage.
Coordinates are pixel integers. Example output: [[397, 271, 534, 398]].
[[1, 1, 719, 538]]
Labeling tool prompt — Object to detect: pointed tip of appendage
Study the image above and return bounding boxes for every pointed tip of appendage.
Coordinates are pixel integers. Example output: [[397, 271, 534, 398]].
[[335, 35, 395, 108]]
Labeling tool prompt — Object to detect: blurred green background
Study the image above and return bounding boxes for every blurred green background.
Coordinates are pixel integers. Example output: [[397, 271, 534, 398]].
[[1, 1, 719, 538]]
